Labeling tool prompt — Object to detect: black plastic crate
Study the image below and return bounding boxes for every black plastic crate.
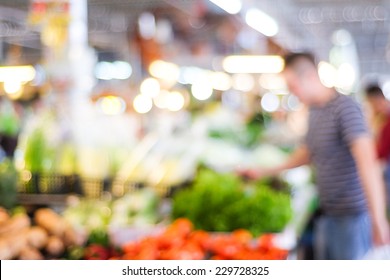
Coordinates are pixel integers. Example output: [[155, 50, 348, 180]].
[[19, 173, 72, 194], [110, 179, 144, 198]]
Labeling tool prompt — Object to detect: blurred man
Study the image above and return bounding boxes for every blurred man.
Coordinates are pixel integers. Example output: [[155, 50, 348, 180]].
[[364, 84, 390, 213], [240, 52, 390, 259]]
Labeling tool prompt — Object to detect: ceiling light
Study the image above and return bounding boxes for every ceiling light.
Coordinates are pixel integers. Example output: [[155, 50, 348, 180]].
[[153, 90, 170, 109], [4, 80, 22, 97], [149, 60, 180, 85], [138, 12, 156, 40], [210, 71, 232, 91], [166, 91, 185, 112], [0, 65, 36, 82], [98, 96, 126, 115], [112, 61, 132, 80], [95, 62, 113, 80], [245, 8, 279, 37], [209, 0, 242, 15], [140, 78, 160, 98], [261, 92, 280, 112], [222, 55, 284, 74], [191, 81, 213, 101], [133, 94, 153, 114], [336, 63, 355, 93], [318, 61, 337, 88], [232, 74, 255, 92], [94, 61, 132, 80]]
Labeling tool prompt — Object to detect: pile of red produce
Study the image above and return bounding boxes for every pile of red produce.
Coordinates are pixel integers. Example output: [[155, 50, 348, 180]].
[[117, 218, 289, 260]]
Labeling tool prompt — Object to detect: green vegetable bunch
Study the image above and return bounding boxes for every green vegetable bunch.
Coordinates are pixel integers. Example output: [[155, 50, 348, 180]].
[[172, 168, 243, 232], [171, 168, 293, 236]]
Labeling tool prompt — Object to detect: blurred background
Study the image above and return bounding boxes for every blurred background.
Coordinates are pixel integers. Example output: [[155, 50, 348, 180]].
[[0, 0, 389, 260]]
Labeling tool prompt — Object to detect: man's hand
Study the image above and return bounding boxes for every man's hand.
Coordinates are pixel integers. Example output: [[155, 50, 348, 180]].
[[236, 168, 261, 181], [372, 218, 390, 246], [350, 136, 390, 246], [236, 145, 310, 182]]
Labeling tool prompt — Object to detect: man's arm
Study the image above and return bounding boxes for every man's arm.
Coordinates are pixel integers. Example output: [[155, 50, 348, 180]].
[[351, 136, 390, 245], [238, 144, 311, 179]]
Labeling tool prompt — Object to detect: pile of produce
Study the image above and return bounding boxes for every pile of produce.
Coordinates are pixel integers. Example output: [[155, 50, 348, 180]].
[[117, 218, 288, 260], [0, 207, 84, 260], [61, 188, 162, 260], [65, 228, 121, 260], [171, 168, 293, 236], [63, 188, 162, 234]]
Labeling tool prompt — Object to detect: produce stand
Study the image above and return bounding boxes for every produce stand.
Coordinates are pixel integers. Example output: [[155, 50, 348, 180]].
[[1, 160, 319, 260], [1, 112, 318, 260], [0, 104, 318, 261]]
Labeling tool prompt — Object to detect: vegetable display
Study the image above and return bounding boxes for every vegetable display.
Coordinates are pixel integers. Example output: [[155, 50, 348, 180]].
[[171, 168, 293, 236], [63, 188, 162, 232], [118, 218, 288, 260], [0, 207, 83, 260]]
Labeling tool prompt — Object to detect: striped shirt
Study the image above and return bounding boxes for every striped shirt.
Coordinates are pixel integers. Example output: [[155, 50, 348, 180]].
[[305, 93, 369, 216]]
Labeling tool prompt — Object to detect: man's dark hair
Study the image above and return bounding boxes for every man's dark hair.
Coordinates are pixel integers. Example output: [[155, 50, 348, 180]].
[[282, 52, 318, 77], [365, 84, 385, 99], [283, 51, 316, 68]]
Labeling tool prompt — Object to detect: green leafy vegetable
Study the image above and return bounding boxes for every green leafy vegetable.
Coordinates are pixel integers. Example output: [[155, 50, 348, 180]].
[[171, 168, 293, 236]]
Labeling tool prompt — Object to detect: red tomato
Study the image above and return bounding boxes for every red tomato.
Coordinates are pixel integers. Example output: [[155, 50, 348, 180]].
[[133, 246, 159, 260], [188, 230, 211, 250], [157, 232, 185, 250], [169, 218, 193, 237], [181, 242, 205, 260], [122, 241, 140, 255], [210, 235, 245, 259], [232, 229, 253, 245], [257, 234, 275, 251]]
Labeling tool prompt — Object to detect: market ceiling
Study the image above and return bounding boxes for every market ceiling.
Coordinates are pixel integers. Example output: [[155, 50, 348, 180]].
[[1, 0, 390, 80]]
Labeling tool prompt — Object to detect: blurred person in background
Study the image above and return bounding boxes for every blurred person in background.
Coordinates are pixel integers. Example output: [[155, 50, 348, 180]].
[[239, 52, 390, 259], [364, 84, 390, 214]]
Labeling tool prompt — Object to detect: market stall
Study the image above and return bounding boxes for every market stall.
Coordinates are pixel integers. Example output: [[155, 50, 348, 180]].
[[0, 0, 327, 260]]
